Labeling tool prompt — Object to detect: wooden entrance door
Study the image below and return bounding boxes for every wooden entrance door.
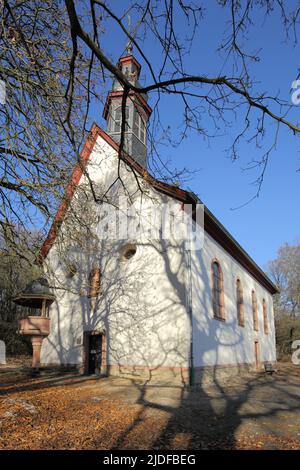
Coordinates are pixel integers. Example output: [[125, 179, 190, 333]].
[[87, 333, 102, 375], [254, 340, 260, 369]]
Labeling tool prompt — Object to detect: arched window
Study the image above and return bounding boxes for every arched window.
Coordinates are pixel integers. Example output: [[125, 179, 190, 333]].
[[211, 260, 225, 320], [88, 267, 101, 298], [262, 299, 268, 334], [133, 109, 146, 144], [114, 106, 129, 133], [251, 290, 258, 331], [236, 279, 244, 327]]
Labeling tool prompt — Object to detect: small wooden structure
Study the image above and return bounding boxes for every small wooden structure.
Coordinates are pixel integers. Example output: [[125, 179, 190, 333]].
[[13, 278, 55, 372]]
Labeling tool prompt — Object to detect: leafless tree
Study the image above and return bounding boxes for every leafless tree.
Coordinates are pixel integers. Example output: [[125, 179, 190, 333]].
[[267, 241, 300, 359], [0, 0, 300, 259], [268, 241, 300, 317]]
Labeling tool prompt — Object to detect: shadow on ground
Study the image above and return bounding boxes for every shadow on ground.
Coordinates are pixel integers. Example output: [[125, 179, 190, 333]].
[[0, 362, 300, 450]]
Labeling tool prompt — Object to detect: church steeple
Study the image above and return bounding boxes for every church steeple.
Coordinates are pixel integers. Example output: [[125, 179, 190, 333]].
[[103, 49, 152, 168]]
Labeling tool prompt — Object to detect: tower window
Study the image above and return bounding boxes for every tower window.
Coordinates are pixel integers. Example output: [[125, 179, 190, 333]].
[[114, 106, 129, 133], [133, 110, 146, 144]]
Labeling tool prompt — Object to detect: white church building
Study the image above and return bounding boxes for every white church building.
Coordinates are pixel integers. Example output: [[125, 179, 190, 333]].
[[39, 50, 277, 385]]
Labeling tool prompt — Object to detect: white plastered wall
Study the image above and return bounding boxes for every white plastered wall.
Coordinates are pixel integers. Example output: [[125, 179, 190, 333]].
[[41, 132, 276, 371], [190, 231, 276, 368], [41, 134, 190, 370]]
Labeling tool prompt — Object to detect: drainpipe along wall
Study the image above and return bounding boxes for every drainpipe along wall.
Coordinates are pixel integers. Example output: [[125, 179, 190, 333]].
[[185, 243, 195, 386]]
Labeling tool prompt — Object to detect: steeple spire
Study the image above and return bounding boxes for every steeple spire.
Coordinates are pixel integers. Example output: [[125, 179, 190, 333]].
[[102, 43, 152, 168], [125, 15, 133, 55], [125, 40, 133, 55]]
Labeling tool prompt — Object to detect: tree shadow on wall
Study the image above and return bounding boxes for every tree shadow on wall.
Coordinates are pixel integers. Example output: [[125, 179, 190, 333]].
[[37, 185, 299, 450]]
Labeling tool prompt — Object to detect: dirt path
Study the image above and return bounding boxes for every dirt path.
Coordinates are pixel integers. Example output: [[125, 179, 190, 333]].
[[0, 362, 299, 449]]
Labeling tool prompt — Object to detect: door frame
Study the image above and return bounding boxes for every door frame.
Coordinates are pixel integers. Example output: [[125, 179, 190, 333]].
[[83, 330, 106, 375]]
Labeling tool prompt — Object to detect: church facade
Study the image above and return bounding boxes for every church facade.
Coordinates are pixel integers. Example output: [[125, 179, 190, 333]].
[[39, 51, 277, 385]]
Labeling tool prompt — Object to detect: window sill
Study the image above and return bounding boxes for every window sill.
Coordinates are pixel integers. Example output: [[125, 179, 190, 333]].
[[213, 315, 225, 322]]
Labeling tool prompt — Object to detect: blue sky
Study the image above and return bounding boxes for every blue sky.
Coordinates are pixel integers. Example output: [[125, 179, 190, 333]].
[[96, 1, 300, 270]]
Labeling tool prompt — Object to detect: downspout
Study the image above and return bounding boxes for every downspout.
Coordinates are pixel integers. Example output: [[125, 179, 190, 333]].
[[184, 190, 203, 386], [185, 243, 195, 386]]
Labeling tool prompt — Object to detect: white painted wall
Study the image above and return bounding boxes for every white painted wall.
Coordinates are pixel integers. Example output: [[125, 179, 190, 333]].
[[41, 132, 276, 372], [190, 231, 276, 368], [41, 134, 190, 370]]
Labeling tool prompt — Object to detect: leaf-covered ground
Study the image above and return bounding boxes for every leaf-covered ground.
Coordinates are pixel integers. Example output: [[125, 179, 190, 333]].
[[0, 362, 300, 450]]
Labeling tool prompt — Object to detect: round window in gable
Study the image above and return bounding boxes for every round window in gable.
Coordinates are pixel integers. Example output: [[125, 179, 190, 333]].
[[121, 244, 137, 260], [66, 263, 77, 279]]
